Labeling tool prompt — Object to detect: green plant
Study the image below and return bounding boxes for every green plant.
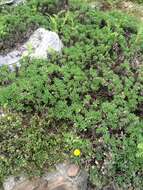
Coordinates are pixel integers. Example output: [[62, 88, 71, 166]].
[[0, 0, 67, 53], [137, 142, 143, 158], [0, 1, 143, 189]]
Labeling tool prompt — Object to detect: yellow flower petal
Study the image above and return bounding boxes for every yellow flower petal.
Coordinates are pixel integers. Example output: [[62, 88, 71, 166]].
[[73, 149, 81, 157]]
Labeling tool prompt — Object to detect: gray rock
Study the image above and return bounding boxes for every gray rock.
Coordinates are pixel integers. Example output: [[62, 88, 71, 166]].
[[3, 176, 26, 190], [3, 177, 16, 190], [0, 28, 63, 70], [3, 164, 88, 190], [23, 28, 63, 59], [0, 0, 25, 6], [43, 163, 88, 190], [0, 50, 21, 69]]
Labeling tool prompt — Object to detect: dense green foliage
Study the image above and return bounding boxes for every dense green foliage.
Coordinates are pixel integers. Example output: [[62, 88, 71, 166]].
[[0, 0, 143, 189], [0, 0, 69, 53]]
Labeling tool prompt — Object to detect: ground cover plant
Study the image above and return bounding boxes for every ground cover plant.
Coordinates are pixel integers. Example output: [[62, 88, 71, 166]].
[[0, 0, 143, 189], [0, 0, 69, 53]]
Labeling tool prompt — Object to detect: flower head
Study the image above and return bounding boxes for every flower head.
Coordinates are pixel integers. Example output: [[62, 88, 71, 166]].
[[73, 149, 81, 157]]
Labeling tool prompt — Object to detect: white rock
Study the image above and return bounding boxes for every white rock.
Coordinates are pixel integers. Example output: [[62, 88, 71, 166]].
[[0, 50, 21, 68], [23, 28, 63, 59], [0, 28, 63, 69], [3, 176, 26, 190], [0, 0, 25, 6], [3, 177, 16, 190]]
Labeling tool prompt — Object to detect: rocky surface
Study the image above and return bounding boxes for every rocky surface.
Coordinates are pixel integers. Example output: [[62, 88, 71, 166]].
[[0, 0, 25, 6], [3, 176, 26, 190], [0, 28, 63, 70], [2, 164, 88, 190]]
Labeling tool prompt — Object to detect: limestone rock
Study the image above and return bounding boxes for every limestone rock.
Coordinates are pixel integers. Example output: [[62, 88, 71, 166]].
[[67, 164, 80, 177], [3, 164, 88, 190], [3, 176, 27, 190], [3, 177, 48, 190], [43, 163, 88, 190], [0, 28, 63, 69], [12, 180, 36, 190], [11, 178, 47, 190], [0, 50, 21, 69], [0, 0, 25, 6], [23, 28, 63, 59], [3, 177, 16, 190]]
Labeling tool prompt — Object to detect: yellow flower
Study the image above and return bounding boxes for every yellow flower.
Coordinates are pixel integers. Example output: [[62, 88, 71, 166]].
[[73, 149, 81, 157]]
